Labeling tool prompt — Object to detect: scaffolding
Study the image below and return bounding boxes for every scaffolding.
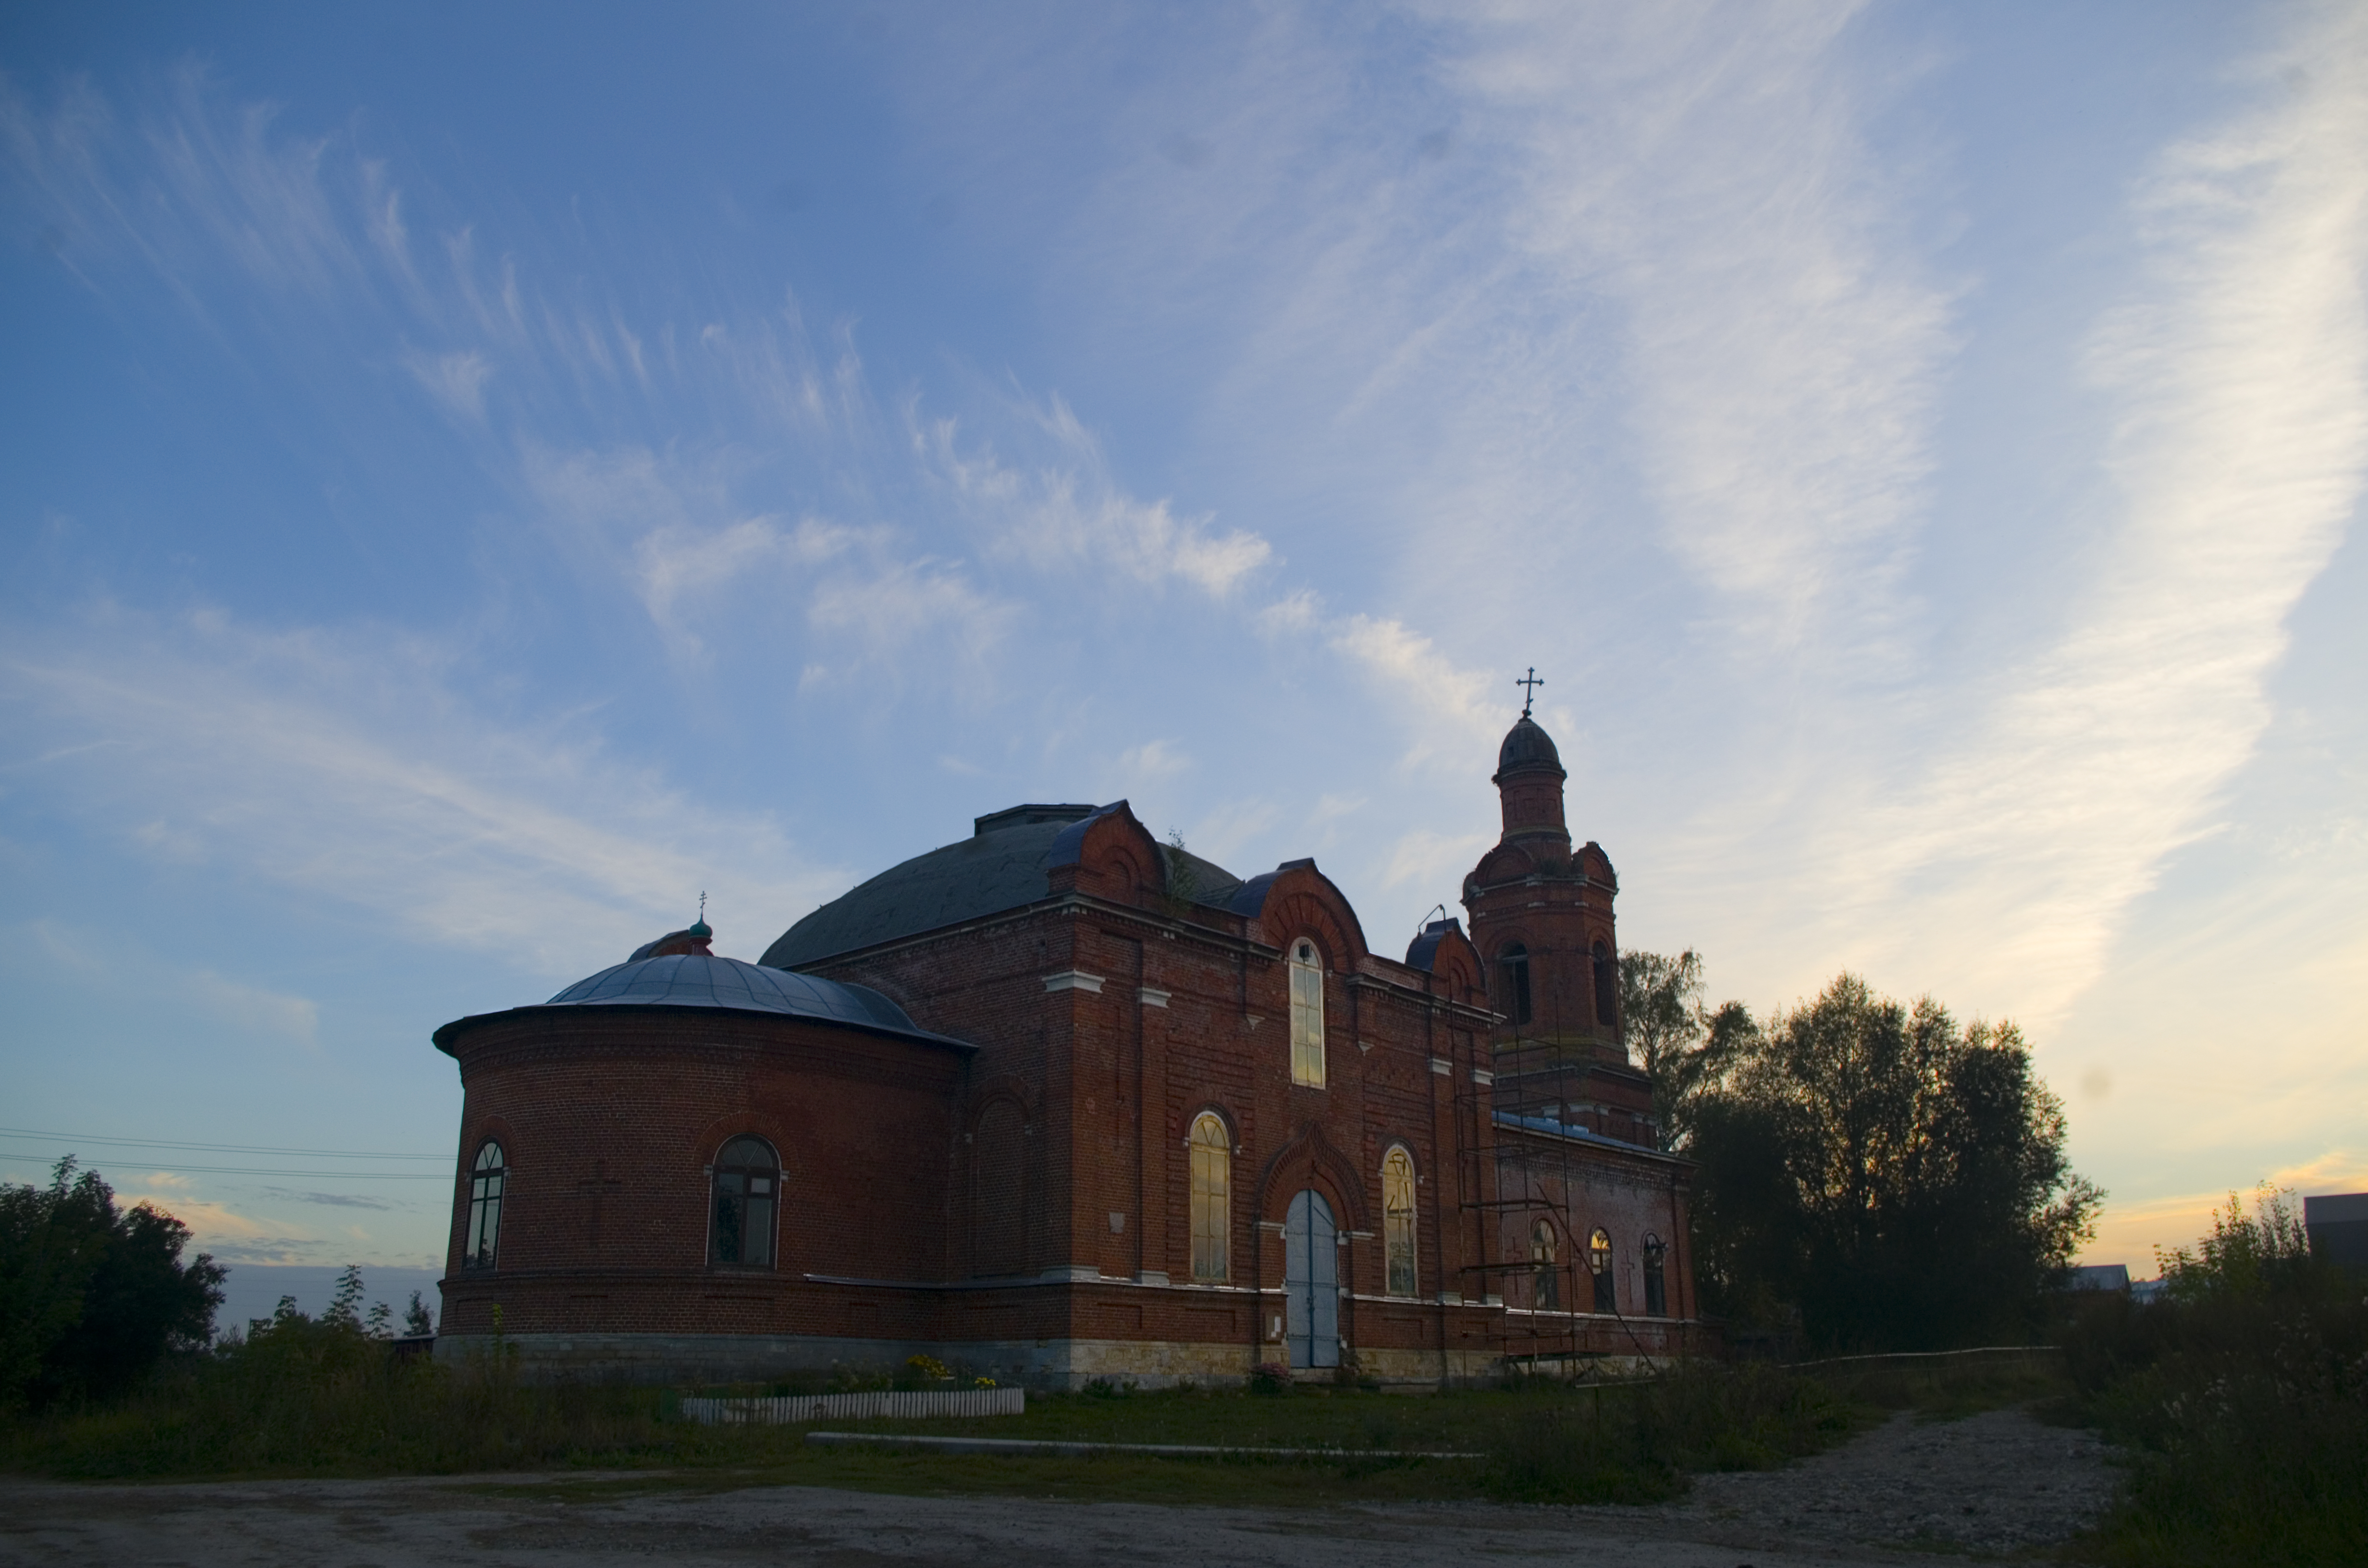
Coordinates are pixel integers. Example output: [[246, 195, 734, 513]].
[[1454, 973, 1665, 1375]]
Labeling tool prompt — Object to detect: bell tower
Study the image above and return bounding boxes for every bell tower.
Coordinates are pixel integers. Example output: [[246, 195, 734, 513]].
[[1460, 700, 1623, 1060]]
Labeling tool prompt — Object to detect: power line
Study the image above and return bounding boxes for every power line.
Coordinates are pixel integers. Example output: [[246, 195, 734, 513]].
[[0, 1127, 444, 1160], [0, 1153, 449, 1180]]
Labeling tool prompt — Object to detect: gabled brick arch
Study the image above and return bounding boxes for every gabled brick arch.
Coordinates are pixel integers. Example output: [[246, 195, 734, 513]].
[[1477, 843, 1534, 884], [1246, 862, 1370, 967], [1045, 800, 1172, 907], [1253, 1120, 1371, 1233]]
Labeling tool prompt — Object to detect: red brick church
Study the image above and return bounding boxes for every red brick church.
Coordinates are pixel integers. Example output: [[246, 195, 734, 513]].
[[432, 707, 1705, 1385]]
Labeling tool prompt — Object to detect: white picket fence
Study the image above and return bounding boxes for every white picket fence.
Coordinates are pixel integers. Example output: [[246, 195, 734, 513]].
[[679, 1387, 1025, 1425]]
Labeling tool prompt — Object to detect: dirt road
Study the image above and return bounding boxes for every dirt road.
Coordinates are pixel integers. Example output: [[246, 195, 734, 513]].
[[0, 1407, 2119, 1566]]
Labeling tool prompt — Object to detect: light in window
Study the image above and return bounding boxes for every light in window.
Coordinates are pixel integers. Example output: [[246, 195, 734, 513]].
[[1288, 940, 1325, 1088], [1382, 1147, 1417, 1297], [712, 1136, 778, 1267], [1189, 1113, 1230, 1283], [464, 1140, 505, 1271], [1589, 1227, 1615, 1312], [1530, 1219, 1558, 1310]]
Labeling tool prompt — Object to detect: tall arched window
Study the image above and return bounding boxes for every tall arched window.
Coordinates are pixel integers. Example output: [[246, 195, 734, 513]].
[[1591, 940, 1619, 1028], [1381, 1146, 1417, 1297], [711, 1136, 778, 1267], [1589, 1227, 1615, 1312], [1500, 943, 1532, 1027], [464, 1140, 505, 1271], [1188, 1112, 1230, 1283], [1642, 1233, 1668, 1316], [1529, 1218, 1559, 1310], [1288, 939, 1326, 1088]]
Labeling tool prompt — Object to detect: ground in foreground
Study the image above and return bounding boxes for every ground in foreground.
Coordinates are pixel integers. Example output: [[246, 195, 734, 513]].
[[0, 1405, 2117, 1567]]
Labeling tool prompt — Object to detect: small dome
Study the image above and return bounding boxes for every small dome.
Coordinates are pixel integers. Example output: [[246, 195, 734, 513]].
[[1495, 715, 1564, 777], [432, 953, 966, 1052]]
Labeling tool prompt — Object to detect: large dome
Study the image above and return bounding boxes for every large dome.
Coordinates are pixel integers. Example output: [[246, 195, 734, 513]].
[[763, 803, 1242, 969], [432, 952, 964, 1050], [1495, 714, 1564, 777]]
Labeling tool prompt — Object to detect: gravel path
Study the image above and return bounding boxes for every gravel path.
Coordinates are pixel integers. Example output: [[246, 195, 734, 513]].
[[1610, 1407, 2123, 1557], [0, 1406, 2122, 1567]]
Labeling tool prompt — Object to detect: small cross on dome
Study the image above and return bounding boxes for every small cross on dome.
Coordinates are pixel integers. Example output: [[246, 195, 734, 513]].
[[1515, 667, 1543, 718]]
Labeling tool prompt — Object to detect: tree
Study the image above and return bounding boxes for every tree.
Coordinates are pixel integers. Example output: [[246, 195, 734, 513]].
[[0, 1159, 224, 1409], [1620, 949, 1758, 1150], [1689, 974, 2099, 1350]]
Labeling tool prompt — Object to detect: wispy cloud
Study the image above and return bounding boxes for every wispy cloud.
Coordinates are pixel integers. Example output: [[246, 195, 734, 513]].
[[403, 347, 491, 419], [1448, 3, 1952, 655], [2, 607, 845, 975], [1818, 0, 2368, 1024], [922, 396, 1273, 597], [189, 970, 320, 1047], [129, 1193, 293, 1245], [260, 1188, 397, 1210]]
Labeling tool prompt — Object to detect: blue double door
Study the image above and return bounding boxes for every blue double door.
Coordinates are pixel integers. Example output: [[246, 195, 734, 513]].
[[1284, 1189, 1340, 1369]]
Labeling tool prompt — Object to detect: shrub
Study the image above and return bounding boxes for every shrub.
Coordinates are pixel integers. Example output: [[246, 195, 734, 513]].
[[2064, 1188, 2368, 1567], [1247, 1362, 1291, 1396], [1484, 1363, 1851, 1504]]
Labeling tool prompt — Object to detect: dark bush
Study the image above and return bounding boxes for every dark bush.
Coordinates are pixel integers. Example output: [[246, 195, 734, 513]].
[[0, 1160, 223, 1410], [2064, 1190, 2368, 1567]]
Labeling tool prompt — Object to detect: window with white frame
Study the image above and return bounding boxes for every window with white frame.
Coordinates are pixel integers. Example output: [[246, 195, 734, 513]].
[[1288, 939, 1326, 1088], [1188, 1112, 1230, 1283], [1382, 1146, 1417, 1297], [711, 1136, 778, 1267], [463, 1140, 505, 1271]]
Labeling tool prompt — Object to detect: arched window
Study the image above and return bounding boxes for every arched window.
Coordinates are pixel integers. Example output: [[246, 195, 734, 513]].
[[1529, 1218, 1559, 1310], [1589, 1227, 1615, 1312], [711, 1136, 778, 1267], [1288, 939, 1326, 1088], [1642, 1233, 1668, 1317], [1188, 1112, 1230, 1283], [1500, 943, 1532, 1027], [464, 1140, 505, 1271], [1591, 940, 1619, 1028], [1382, 1146, 1418, 1297]]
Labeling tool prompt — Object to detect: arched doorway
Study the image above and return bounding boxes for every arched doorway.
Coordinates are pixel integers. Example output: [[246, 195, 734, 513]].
[[1284, 1189, 1340, 1369]]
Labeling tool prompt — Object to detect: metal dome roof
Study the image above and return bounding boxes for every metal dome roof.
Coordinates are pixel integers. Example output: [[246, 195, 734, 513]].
[[432, 953, 968, 1052], [1495, 715, 1565, 776], [761, 804, 1243, 969]]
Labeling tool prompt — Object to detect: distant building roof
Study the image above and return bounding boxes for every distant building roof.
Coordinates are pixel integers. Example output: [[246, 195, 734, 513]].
[[2306, 1191, 2368, 1274], [761, 804, 1243, 968], [2064, 1263, 2132, 1292], [2303, 1192, 2368, 1226]]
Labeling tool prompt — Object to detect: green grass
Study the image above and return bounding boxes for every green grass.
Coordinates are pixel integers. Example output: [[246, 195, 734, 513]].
[[2053, 1268, 2367, 1568], [1804, 1356, 2075, 1423], [0, 1316, 1866, 1507]]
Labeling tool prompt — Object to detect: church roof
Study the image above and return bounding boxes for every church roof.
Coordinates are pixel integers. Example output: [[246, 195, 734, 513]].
[[761, 803, 1244, 968], [432, 952, 968, 1052], [1495, 714, 1564, 776], [1404, 916, 1466, 971]]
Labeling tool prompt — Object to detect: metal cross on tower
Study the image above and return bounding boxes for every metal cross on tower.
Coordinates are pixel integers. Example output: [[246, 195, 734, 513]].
[[1516, 667, 1543, 717]]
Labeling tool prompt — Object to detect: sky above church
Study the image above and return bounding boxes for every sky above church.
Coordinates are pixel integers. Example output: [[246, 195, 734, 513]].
[[3, 1, 2363, 1285]]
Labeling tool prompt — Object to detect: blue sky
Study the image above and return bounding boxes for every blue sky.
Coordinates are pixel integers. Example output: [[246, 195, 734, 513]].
[[3, 1, 2363, 1286]]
